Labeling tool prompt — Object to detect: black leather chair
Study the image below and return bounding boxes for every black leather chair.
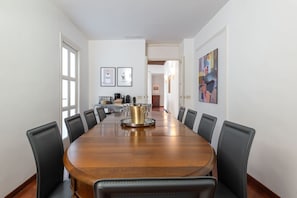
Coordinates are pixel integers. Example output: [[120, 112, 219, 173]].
[[177, 106, 186, 122], [26, 122, 72, 198], [184, 109, 197, 130], [94, 176, 217, 198], [96, 107, 106, 122], [215, 121, 255, 198], [84, 109, 97, 129], [197, 113, 217, 143], [64, 114, 85, 143]]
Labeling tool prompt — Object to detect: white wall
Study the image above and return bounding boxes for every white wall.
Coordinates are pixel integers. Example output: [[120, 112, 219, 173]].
[[0, 0, 88, 197], [88, 40, 146, 105], [147, 43, 180, 60], [189, 0, 297, 197], [164, 61, 180, 117], [182, 39, 195, 109], [147, 65, 165, 74]]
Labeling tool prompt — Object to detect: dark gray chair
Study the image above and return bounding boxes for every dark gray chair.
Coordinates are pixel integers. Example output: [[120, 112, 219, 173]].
[[177, 106, 186, 122], [184, 109, 197, 130], [84, 109, 98, 129], [94, 176, 217, 198], [64, 114, 85, 143], [197, 113, 217, 143], [26, 122, 72, 198], [96, 107, 106, 122], [215, 121, 255, 198]]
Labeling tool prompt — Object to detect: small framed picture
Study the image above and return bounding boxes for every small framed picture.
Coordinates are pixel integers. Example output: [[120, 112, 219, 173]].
[[152, 84, 160, 94], [117, 67, 132, 87], [100, 67, 116, 87]]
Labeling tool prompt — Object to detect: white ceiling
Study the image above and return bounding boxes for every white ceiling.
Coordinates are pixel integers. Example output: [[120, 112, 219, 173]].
[[51, 0, 229, 43]]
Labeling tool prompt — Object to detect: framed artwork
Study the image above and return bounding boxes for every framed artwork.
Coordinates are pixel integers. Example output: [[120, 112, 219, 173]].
[[117, 67, 132, 87], [198, 48, 218, 104], [100, 67, 116, 87], [152, 84, 160, 94], [153, 84, 159, 91]]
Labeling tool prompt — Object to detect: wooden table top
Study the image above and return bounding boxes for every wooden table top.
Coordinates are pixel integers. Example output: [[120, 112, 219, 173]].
[[64, 111, 215, 189]]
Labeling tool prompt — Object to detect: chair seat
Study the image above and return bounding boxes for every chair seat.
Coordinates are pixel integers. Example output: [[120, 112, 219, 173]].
[[214, 182, 237, 198], [49, 180, 72, 198]]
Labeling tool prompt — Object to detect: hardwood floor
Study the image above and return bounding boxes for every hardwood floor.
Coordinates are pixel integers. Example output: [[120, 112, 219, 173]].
[[11, 178, 36, 198], [10, 107, 278, 198]]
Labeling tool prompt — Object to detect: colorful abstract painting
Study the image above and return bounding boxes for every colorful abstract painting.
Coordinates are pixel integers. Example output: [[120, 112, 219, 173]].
[[198, 48, 218, 104]]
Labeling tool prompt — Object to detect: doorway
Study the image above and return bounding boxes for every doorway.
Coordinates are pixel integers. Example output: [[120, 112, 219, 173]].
[[147, 60, 181, 117], [147, 64, 164, 108]]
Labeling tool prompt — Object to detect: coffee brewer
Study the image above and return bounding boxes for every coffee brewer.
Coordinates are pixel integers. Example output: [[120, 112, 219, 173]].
[[114, 93, 121, 100], [125, 95, 131, 103]]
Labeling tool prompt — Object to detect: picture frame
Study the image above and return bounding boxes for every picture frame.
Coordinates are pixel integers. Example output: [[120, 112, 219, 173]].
[[100, 67, 116, 87], [198, 48, 218, 104], [152, 84, 160, 94], [117, 67, 132, 87]]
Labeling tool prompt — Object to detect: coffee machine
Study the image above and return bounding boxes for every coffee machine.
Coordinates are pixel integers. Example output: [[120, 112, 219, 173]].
[[125, 95, 131, 103], [114, 93, 121, 100]]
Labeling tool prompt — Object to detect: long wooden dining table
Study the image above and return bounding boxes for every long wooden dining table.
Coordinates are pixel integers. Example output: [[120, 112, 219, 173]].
[[63, 110, 215, 198]]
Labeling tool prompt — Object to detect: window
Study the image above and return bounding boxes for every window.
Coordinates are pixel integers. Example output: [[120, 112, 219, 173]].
[[61, 41, 79, 139]]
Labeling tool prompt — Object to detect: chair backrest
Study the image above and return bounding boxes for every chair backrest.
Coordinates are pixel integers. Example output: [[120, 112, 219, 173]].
[[26, 122, 65, 198], [64, 113, 85, 143], [94, 177, 217, 198], [217, 121, 255, 198], [96, 107, 106, 122], [197, 113, 217, 143], [177, 106, 186, 122], [84, 109, 98, 129], [184, 109, 197, 130]]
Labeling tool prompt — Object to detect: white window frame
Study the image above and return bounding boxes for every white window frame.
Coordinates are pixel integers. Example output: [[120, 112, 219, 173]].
[[60, 35, 80, 139]]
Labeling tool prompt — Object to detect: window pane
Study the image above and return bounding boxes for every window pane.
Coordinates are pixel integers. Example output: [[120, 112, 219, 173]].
[[62, 47, 68, 76], [61, 42, 78, 140], [62, 80, 68, 107], [70, 52, 76, 78], [62, 111, 68, 139], [70, 109, 76, 116], [70, 81, 76, 106]]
